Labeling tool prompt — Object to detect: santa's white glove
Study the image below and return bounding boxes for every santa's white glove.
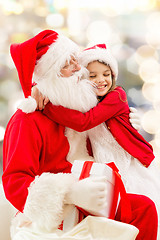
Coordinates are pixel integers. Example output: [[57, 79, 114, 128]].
[[65, 176, 107, 213], [129, 107, 141, 131]]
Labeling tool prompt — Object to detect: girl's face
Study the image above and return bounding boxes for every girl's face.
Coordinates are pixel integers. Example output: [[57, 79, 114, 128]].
[[87, 61, 112, 97]]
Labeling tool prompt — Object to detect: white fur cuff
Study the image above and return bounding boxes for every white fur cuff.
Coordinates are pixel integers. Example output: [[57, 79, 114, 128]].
[[23, 172, 75, 232]]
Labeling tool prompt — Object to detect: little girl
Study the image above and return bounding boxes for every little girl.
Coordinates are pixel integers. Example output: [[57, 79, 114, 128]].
[[32, 44, 160, 236]]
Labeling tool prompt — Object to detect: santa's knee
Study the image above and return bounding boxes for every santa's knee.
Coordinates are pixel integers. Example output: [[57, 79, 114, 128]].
[[129, 193, 157, 214]]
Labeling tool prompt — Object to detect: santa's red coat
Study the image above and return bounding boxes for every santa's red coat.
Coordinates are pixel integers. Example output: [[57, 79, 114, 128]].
[[2, 110, 72, 212]]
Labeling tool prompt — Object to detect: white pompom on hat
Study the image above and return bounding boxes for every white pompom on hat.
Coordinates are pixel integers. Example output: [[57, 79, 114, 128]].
[[79, 44, 118, 80]]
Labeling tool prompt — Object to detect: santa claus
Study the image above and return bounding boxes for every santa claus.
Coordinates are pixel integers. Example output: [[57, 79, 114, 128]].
[[2, 30, 158, 240]]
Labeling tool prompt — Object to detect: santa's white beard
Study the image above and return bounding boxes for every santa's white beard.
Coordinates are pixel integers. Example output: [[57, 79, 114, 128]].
[[36, 66, 98, 163], [37, 66, 98, 112]]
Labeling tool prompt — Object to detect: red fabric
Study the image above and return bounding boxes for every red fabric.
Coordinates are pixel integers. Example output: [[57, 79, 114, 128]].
[[115, 194, 158, 240], [2, 110, 71, 212], [43, 86, 154, 167], [84, 44, 107, 51], [86, 138, 93, 156], [79, 161, 93, 180], [10, 30, 58, 98], [106, 162, 132, 221]]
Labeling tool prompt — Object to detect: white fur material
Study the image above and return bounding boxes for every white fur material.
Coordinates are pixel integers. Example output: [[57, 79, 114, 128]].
[[79, 46, 118, 80], [18, 96, 37, 113], [23, 172, 75, 232], [34, 34, 80, 81]]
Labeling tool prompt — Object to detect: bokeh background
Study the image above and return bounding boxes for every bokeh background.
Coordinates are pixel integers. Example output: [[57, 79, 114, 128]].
[[0, 0, 160, 177]]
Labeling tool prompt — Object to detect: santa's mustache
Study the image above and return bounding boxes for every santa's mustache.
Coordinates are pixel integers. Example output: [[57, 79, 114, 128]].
[[66, 65, 89, 80], [89, 82, 97, 88], [68, 66, 97, 89]]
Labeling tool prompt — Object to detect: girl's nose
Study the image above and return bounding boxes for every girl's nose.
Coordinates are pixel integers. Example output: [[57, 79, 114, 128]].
[[97, 76, 104, 83]]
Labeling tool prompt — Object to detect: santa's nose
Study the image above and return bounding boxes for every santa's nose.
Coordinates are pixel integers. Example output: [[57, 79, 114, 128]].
[[75, 63, 81, 71], [73, 62, 81, 72]]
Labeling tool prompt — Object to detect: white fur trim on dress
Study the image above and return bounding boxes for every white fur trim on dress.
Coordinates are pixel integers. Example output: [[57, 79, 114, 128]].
[[23, 172, 75, 232], [79, 46, 118, 80]]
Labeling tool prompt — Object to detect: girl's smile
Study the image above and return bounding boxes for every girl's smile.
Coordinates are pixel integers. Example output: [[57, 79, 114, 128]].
[[87, 61, 113, 97]]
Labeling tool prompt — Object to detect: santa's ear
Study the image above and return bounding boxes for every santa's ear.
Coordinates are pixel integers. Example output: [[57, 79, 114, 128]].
[[17, 96, 37, 113]]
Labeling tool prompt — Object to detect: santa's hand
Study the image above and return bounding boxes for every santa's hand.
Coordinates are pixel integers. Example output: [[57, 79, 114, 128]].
[[65, 176, 107, 212], [31, 86, 49, 110], [129, 107, 141, 131]]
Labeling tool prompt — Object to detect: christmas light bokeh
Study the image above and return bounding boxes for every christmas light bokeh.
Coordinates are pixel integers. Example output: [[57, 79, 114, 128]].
[[0, 0, 160, 170]]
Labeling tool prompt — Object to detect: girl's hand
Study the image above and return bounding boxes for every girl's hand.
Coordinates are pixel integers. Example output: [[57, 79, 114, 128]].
[[129, 107, 141, 131], [31, 86, 49, 110]]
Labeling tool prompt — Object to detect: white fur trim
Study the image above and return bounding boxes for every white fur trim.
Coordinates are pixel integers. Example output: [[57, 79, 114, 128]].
[[33, 34, 80, 82], [79, 47, 118, 80], [23, 172, 75, 232], [17, 96, 37, 113]]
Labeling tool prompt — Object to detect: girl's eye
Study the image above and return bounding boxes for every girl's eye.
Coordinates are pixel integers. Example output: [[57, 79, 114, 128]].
[[104, 74, 110, 77], [89, 75, 96, 78]]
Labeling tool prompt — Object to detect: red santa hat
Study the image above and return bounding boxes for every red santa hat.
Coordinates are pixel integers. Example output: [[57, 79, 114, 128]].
[[78, 44, 118, 80], [10, 29, 79, 98]]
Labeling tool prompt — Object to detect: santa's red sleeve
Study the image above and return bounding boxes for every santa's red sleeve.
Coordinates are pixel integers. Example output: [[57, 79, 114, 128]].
[[3, 116, 41, 212], [2, 113, 74, 231], [43, 87, 128, 132]]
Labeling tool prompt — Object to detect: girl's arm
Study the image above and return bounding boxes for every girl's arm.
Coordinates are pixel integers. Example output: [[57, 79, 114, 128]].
[[43, 87, 129, 132]]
